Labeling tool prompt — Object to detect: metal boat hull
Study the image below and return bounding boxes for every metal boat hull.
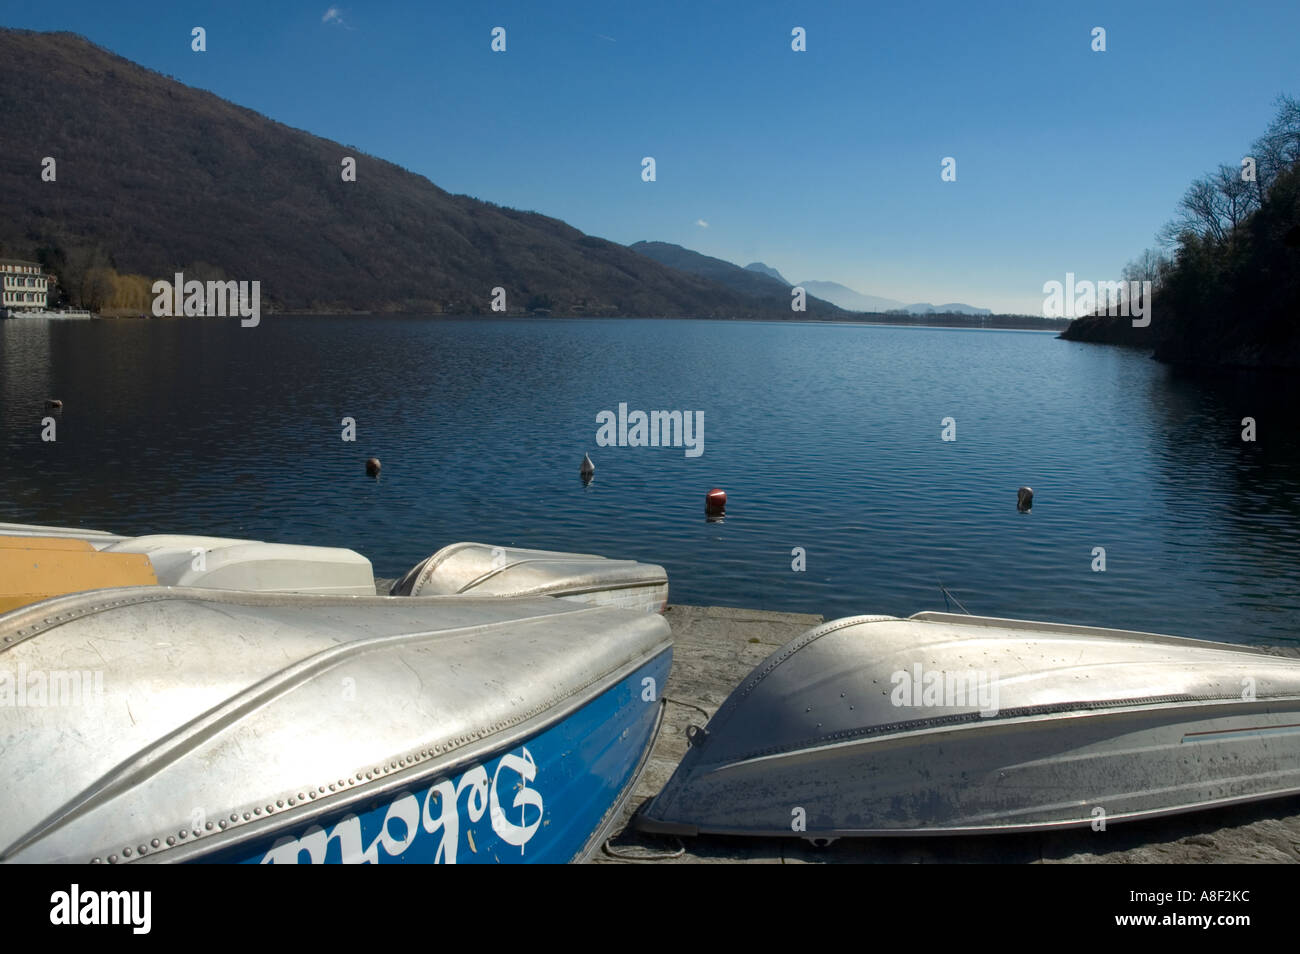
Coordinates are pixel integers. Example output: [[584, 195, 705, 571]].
[[216, 656, 667, 863], [637, 612, 1300, 837], [0, 587, 671, 863], [391, 542, 669, 613]]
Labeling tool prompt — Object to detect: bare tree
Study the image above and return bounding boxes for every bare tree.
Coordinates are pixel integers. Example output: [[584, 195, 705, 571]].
[[1213, 163, 1259, 233], [1122, 248, 1172, 291], [82, 267, 116, 312], [1159, 177, 1230, 246], [63, 245, 111, 307], [1249, 94, 1300, 205], [1160, 96, 1300, 247]]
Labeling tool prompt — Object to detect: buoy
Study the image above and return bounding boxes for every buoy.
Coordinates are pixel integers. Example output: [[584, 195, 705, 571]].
[[580, 453, 594, 477], [706, 488, 727, 512], [1017, 486, 1033, 513], [45, 399, 62, 409], [366, 457, 381, 477]]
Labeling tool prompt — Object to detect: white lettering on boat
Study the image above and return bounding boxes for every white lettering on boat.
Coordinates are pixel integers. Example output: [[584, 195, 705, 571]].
[[260, 746, 543, 863]]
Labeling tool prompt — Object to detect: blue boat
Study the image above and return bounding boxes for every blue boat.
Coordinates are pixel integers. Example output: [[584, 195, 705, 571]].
[[0, 586, 671, 864]]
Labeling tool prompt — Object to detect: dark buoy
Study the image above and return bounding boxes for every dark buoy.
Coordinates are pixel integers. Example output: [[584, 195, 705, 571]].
[[366, 457, 381, 477], [706, 488, 727, 512], [45, 399, 62, 409], [1017, 486, 1033, 513], [580, 452, 594, 485]]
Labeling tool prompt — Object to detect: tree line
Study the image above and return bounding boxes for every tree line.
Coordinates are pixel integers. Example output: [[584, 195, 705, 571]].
[[1071, 95, 1300, 368]]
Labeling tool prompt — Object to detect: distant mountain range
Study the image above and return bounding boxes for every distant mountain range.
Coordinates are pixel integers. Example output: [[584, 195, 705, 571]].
[[794, 280, 905, 313], [898, 302, 994, 316], [743, 262, 790, 284], [741, 266, 991, 315], [630, 243, 840, 317]]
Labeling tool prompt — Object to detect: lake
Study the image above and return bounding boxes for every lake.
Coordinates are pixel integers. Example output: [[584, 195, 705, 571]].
[[2, 315, 1298, 646]]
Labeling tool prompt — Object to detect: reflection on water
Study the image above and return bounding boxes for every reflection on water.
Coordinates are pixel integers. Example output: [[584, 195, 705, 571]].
[[1, 316, 1297, 645]]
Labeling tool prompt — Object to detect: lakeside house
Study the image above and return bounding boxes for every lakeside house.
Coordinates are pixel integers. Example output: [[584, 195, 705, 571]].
[[0, 259, 51, 315]]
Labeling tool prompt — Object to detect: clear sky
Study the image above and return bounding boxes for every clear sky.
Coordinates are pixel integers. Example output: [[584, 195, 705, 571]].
[[3, 0, 1298, 313]]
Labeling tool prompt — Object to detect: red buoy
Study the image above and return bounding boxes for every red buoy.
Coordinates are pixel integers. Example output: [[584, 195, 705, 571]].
[[705, 488, 727, 512]]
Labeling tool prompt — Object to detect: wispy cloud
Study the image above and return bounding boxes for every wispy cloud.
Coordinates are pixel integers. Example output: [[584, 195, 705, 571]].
[[322, 7, 348, 27], [695, 219, 709, 228], [596, 34, 617, 43]]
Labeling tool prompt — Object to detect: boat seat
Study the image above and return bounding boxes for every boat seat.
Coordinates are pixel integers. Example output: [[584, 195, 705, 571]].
[[0, 536, 158, 613], [0, 531, 376, 615], [102, 535, 376, 595], [0, 522, 126, 549]]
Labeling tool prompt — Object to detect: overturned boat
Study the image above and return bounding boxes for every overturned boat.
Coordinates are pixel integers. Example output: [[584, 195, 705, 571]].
[[636, 611, 1300, 838], [0, 586, 671, 863], [391, 542, 668, 613]]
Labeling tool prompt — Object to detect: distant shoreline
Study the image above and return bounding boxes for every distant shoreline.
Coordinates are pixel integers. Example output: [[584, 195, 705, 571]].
[[87, 309, 1065, 332]]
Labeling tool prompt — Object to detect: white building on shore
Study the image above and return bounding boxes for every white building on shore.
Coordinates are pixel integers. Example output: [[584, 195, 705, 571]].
[[1, 259, 50, 315]]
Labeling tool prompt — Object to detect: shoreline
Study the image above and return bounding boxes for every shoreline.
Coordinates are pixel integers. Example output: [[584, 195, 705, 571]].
[[61, 310, 1069, 332]]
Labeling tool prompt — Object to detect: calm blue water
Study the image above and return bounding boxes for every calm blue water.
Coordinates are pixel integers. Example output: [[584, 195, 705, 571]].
[[2, 316, 1298, 645]]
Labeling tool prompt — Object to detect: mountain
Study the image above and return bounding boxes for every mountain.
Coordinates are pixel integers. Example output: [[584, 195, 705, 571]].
[[902, 302, 993, 316], [795, 280, 905, 313], [630, 242, 841, 316], [0, 29, 812, 319], [744, 262, 790, 285]]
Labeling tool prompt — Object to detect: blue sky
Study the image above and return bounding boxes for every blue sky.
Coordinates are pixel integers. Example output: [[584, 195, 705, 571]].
[[3, 0, 1298, 313]]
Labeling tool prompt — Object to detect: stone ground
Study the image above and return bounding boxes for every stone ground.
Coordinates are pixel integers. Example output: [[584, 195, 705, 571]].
[[594, 604, 1300, 864]]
